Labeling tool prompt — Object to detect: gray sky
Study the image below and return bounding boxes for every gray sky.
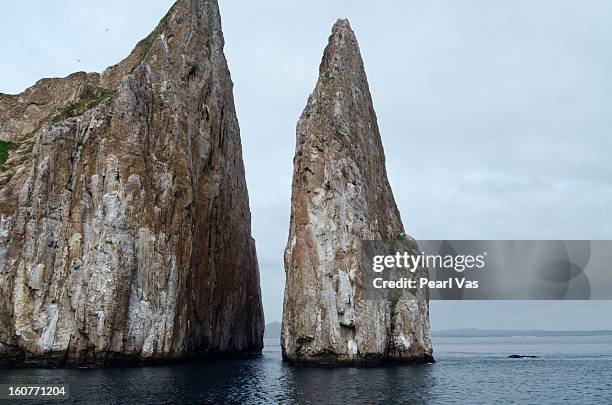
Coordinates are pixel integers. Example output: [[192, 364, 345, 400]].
[[2, 0, 612, 329]]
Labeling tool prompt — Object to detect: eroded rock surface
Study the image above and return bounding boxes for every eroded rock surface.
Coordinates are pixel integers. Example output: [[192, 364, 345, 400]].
[[0, 0, 264, 366], [282, 19, 433, 365]]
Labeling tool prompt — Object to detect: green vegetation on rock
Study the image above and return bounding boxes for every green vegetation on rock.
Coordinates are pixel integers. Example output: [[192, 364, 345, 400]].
[[0, 140, 19, 170], [47, 86, 114, 125], [388, 290, 400, 334], [321, 69, 333, 84], [134, 2, 177, 67]]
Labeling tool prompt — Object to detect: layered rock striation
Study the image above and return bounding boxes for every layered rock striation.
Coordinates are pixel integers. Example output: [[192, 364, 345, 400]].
[[0, 0, 264, 367], [282, 19, 433, 365]]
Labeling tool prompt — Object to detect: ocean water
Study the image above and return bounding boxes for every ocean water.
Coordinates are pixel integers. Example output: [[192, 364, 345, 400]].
[[1, 336, 611, 404]]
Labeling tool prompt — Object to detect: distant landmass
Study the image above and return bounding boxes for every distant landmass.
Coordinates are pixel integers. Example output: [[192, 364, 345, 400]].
[[264, 322, 281, 339], [432, 329, 612, 337]]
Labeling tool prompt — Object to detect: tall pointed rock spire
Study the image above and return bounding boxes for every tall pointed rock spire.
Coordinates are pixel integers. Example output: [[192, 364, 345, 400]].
[[282, 19, 433, 365], [0, 0, 263, 366]]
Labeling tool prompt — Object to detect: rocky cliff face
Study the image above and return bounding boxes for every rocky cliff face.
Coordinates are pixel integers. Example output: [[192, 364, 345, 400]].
[[0, 0, 264, 366], [282, 20, 433, 365]]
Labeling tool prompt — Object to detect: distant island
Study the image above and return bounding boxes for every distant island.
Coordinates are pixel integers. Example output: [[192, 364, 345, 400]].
[[264, 322, 281, 339], [264, 323, 612, 340], [432, 329, 612, 337]]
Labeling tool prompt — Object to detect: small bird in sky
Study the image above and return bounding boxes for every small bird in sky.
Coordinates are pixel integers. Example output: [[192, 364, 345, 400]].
[[105, 28, 109, 32], [77, 59, 81, 63]]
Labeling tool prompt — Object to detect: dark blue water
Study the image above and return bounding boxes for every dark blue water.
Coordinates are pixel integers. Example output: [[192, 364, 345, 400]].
[[1, 336, 611, 404]]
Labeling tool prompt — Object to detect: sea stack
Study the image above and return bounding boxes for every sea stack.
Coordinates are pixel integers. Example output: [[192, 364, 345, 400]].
[[281, 19, 433, 365], [0, 0, 263, 366]]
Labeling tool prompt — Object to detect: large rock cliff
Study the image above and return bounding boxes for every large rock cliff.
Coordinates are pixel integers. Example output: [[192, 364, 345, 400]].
[[0, 0, 264, 366], [282, 20, 433, 365]]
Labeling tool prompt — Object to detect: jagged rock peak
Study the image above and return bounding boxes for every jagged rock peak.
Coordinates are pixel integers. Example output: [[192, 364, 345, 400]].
[[0, 0, 264, 367], [281, 19, 433, 366], [318, 19, 366, 82]]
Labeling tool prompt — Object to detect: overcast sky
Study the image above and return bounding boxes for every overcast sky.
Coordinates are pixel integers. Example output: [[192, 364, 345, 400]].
[[2, 0, 612, 329]]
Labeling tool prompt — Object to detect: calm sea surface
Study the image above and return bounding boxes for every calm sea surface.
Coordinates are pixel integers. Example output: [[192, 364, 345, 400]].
[[1, 336, 611, 404]]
